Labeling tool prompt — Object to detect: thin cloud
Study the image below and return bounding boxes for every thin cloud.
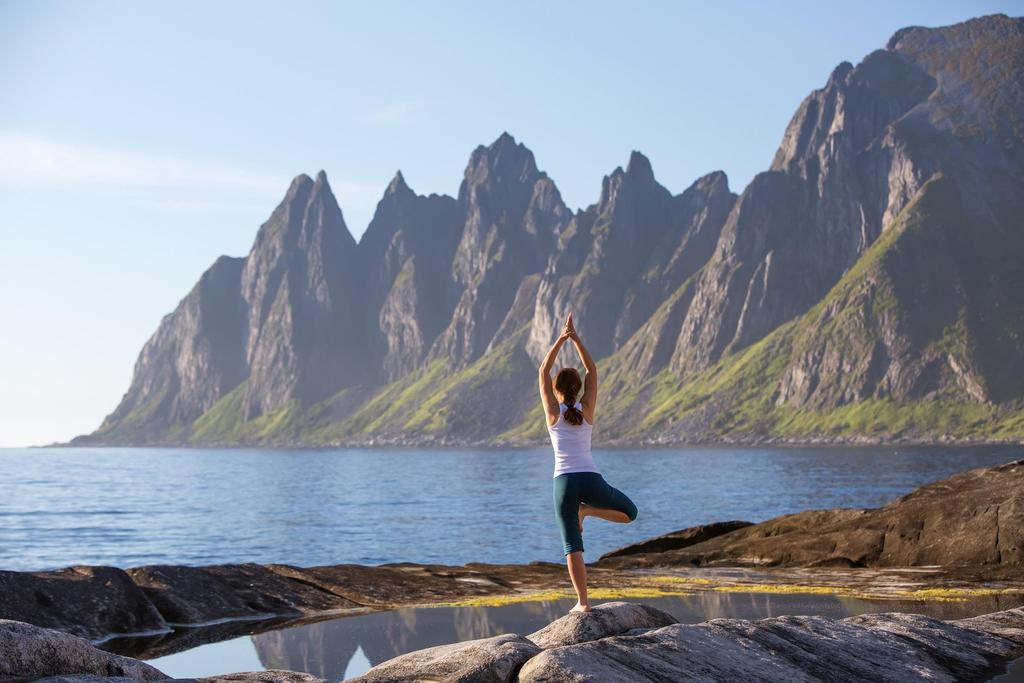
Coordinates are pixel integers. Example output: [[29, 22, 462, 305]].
[[0, 130, 387, 230], [0, 131, 288, 194]]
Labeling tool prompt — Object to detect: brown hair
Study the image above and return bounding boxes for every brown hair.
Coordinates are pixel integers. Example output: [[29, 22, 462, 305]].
[[554, 367, 584, 426]]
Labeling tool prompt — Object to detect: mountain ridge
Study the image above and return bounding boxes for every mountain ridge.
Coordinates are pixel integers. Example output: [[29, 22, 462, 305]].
[[71, 14, 1024, 448]]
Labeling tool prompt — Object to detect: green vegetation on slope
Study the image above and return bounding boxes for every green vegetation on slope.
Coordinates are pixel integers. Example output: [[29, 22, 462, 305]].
[[592, 175, 1024, 443], [179, 176, 1023, 446]]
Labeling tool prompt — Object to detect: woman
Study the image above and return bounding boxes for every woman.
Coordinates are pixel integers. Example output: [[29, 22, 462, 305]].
[[538, 312, 638, 613]]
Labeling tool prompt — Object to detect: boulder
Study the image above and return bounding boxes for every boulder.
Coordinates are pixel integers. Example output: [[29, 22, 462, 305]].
[[0, 566, 168, 641], [125, 564, 362, 625], [599, 521, 752, 560], [602, 460, 1024, 569], [526, 601, 677, 649], [0, 619, 167, 681], [517, 607, 1024, 682], [270, 562, 558, 607], [347, 633, 541, 683]]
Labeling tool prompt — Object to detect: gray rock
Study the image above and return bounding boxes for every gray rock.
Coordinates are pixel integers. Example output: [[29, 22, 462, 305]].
[[431, 132, 570, 368], [517, 607, 1024, 682], [526, 152, 725, 366], [347, 633, 541, 683], [599, 520, 752, 560], [359, 172, 461, 382], [0, 566, 168, 641], [527, 601, 677, 649], [125, 563, 361, 625], [609, 459, 1024, 569], [0, 619, 167, 681]]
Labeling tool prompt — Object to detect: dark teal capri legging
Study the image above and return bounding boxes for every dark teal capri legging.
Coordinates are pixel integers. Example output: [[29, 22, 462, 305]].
[[553, 471, 638, 555]]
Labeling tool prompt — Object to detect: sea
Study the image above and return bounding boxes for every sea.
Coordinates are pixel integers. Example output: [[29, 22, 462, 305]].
[[1, 445, 1020, 571]]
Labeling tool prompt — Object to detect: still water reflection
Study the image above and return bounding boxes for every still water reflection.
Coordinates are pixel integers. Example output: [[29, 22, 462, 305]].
[[140, 592, 1024, 681]]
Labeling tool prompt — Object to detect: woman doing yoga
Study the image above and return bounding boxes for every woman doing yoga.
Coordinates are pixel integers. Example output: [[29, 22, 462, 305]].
[[538, 312, 638, 613]]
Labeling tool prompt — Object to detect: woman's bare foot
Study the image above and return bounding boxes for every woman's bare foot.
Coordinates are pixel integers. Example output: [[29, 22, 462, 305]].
[[570, 601, 591, 613], [578, 504, 587, 534]]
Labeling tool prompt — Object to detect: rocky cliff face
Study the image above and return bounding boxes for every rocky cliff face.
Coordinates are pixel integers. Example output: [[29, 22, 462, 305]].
[[75, 14, 1024, 447], [432, 133, 571, 367], [358, 172, 461, 382]]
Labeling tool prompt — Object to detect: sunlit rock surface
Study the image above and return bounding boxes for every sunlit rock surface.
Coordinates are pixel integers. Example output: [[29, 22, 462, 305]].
[[346, 633, 541, 683], [0, 619, 167, 682], [0, 566, 168, 641], [599, 459, 1024, 569], [526, 601, 677, 649], [517, 608, 1024, 682]]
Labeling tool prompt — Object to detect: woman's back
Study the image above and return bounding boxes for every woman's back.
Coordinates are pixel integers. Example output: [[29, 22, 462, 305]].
[[547, 402, 598, 477]]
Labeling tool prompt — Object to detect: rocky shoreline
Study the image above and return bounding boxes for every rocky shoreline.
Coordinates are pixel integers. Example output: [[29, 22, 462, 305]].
[[3, 602, 1023, 682], [54, 433, 1024, 449], [2, 459, 1022, 680]]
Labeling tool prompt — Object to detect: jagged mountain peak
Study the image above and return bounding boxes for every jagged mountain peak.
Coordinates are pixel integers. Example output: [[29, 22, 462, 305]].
[[690, 170, 730, 194], [305, 170, 355, 248], [289, 172, 314, 186], [598, 150, 667, 214], [625, 150, 655, 181], [886, 13, 1018, 51], [385, 170, 411, 196], [461, 132, 541, 196], [827, 61, 854, 85]]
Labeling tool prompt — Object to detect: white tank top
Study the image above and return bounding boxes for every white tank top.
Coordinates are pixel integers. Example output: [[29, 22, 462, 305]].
[[547, 402, 599, 477]]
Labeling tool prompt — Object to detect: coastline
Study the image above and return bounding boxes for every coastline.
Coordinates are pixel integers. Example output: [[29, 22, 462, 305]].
[[45, 434, 1024, 449], [1, 458, 1022, 680]]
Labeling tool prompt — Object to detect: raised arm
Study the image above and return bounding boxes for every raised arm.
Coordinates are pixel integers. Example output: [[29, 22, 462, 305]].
[[539, 330, 571, 424], [566, 313, 597, 420]]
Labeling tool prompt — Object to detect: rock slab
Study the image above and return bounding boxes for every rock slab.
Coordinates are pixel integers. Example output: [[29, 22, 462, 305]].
[[517, 607, 1024, 682], [0, 619, 167, 681], [602, 459, 1024, 569], [347, 633, 541, 683], [0, 566, 169, 641], [527, 601, 678, 649]]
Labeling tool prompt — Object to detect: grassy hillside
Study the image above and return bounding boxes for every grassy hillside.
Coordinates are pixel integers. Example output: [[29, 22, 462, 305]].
[[165, 176, 1024, 447], [584, 175, 1024, 444]]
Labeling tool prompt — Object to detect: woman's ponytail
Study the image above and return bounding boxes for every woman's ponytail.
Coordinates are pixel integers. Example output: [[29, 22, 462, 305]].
[[554, 368, 584, 426], [563, 401, 584, 426]]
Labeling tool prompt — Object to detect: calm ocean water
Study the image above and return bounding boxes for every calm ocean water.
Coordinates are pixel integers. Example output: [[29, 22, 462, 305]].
[[1, 445, 1020, 572]]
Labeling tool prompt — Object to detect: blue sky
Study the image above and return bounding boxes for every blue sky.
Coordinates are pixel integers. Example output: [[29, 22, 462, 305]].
[[2, 0, 1021, 447]]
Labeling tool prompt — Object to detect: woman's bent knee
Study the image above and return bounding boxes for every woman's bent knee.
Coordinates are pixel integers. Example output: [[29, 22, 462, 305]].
[[625, 501, 638, 522]]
